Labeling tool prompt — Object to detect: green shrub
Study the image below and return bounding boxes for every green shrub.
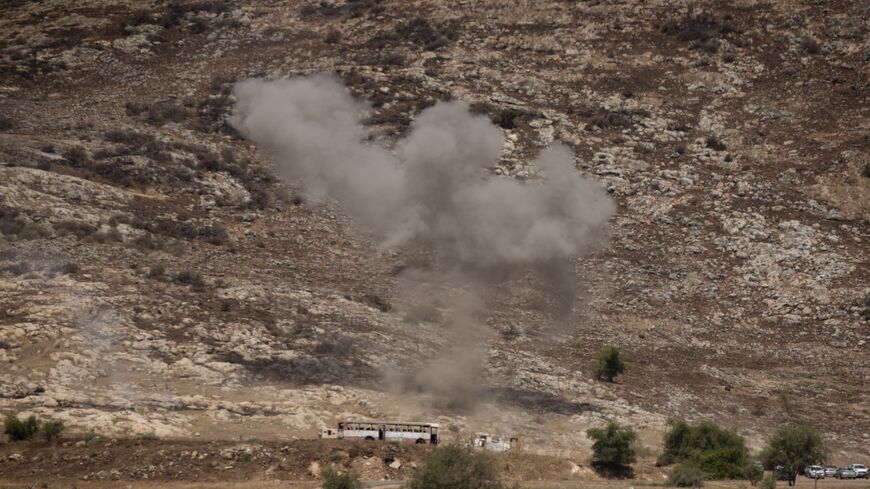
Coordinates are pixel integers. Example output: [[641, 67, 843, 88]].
[[42, 419, 64, 441], [694, 446, 748, 479], [63, 146, 90, 166], [362, 294, 391, 312], [705, 136, 726, 152], [0, 116, 14, 131], [0, 205, 25, 236], [409, 444, 508, 489], [744, 462, 763, 486], [4, 414, 40, 441], [175, 270, 206, 289], [127, 100, 190, 126], [322, 467, 362, 489], [586, 421, 637, 470], [84, 432, 101, 443], [54, 219, 97, 239], [595, 346, 625, 382], [324, 29, 341, 44], [669, 462, 705, 488], [492, 108, 522, 129], [862, 162, 870, 178], [659, 419, 747, 475], [657, 418, 750, 480], [759, 473, 776, 489]]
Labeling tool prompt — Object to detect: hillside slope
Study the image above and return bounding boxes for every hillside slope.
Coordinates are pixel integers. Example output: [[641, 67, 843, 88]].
[[0, 0, 867, 462]]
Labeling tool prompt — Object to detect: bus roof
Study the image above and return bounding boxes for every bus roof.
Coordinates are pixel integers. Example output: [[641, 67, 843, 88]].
[[341, 420, 440, 427]]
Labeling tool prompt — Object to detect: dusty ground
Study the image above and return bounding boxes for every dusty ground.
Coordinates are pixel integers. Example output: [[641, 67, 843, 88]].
[[0, 0, 867, 480], [0, 437, 659, 485]]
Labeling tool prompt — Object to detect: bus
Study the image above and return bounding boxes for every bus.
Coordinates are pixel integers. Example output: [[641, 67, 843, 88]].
[[336, 420, 439, 445]]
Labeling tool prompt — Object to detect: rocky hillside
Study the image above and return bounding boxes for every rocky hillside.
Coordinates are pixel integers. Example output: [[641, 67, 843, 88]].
[[0, 0, 867, 463]]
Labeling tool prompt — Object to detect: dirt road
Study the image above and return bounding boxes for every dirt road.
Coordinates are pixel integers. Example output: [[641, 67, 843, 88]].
[[1, 478, 869, 489]]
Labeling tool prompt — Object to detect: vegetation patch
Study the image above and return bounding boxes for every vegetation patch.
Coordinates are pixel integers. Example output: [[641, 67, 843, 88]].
[[595, 346, 625, 382], [322, 467, 361, 489], [3, 414, 61, 441], [660, 13, 739, 52], [705, 136, 727, 151], [668, 462, 705, 488], [409, 444, 509, 489], [587, 421, 637, 475], [760, 426, 827, 486], [125, 100, 191, 126], [658, 419, 748, 480]]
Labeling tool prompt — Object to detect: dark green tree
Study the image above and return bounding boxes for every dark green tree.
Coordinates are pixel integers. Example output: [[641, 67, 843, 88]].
[[760, 426, 827, 487], [658, 418, 748, 479], [586, 421, 637, 470], [408, 444, 507, 489], [595, 346, 625, 382], [4, 414, 39, 441]]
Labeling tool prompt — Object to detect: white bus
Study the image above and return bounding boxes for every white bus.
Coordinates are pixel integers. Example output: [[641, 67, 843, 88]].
[[337, 420, 439, 445]]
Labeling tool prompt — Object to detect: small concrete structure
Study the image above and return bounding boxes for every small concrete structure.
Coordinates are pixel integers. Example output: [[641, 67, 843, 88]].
[[471, 432, 521, 452], [318, 428, 338, 439]]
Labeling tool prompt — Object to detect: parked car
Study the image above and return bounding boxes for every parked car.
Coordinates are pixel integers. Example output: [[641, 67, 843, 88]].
[[848, 464, 868, 478], [836, 467, 857, 479], [805, 465, 825, 479], [824, 465, 838, 477]]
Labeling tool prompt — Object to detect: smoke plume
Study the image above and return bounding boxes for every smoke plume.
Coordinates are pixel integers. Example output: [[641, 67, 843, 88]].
[[230, 74, 613, 267], [230, 74, 615, 406]]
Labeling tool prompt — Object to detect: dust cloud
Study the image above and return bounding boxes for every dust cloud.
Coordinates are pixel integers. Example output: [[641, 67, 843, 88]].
[[230, 74, 615, 408]]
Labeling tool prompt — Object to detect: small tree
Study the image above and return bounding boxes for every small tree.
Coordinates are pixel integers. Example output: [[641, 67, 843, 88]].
[[744, 462, 763, 486], [595, 346, 625, 382], [586, 421, 637, 471], [669, 462, 705, 488], [322, 467, 360, 489], [759, 473, 776, 489], [408, 444, 507, 489], [4, 414, 40, 441], [42, 419, 64, 441], [760, 426, 827, 487]]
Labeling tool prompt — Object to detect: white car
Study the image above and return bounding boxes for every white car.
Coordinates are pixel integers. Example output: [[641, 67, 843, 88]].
[[848, 464, 868, 478], [805, 465, 825, 479]]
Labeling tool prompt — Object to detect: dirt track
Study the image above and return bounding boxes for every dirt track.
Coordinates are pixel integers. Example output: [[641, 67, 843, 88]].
[[1, 477, 869, 489]]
